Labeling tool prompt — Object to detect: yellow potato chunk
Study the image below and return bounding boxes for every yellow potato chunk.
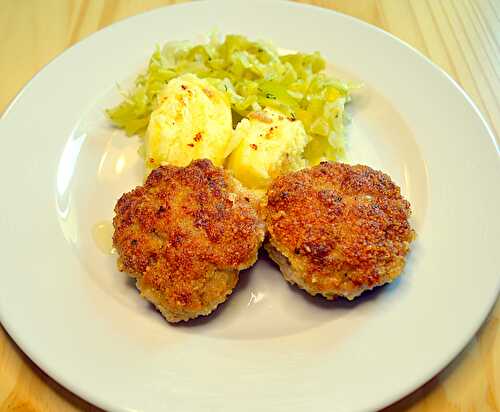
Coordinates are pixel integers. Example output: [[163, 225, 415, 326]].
[[144, 74, 236, 174], [227, 108, 310, 190]]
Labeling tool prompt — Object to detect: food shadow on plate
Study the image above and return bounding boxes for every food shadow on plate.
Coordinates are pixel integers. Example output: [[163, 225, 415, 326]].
[[121, 244, 411, 327], [259, 250, 391, 311], [288, 276, 396, 310]]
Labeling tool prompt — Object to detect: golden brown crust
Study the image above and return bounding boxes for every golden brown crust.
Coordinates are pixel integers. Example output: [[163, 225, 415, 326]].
[[263, 162, 415, 299], [113, 159, 265, 321]]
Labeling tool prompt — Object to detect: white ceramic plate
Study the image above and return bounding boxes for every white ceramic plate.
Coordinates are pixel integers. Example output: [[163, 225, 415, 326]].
[[1, 1, 499, 411]]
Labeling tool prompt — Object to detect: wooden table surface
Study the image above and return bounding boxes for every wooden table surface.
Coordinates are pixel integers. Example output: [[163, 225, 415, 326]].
[[0, 1, 498, 411]]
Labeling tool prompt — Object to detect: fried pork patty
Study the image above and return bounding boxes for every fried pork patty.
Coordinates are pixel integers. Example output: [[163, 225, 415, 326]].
[[113, 159, 265, 322], [263, 162, 415, 300]]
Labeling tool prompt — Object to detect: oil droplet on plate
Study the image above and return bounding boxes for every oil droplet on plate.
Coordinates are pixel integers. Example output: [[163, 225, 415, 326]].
[[92, 221, 115, 255]]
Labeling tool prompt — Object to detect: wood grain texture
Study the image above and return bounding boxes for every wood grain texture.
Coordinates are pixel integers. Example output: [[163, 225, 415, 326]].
[[0, 1, 498, 411]]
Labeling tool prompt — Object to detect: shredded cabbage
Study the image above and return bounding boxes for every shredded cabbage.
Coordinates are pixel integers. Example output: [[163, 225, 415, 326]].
[[106, 33, 358, 163]]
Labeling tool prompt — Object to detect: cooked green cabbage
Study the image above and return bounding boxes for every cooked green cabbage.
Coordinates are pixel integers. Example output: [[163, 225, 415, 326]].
[[106, 33, 358, 164]]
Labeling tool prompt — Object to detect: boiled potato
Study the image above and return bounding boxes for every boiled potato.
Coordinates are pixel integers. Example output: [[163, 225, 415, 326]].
[[226, 108, 310, 190], [144, 74, 236, 174]]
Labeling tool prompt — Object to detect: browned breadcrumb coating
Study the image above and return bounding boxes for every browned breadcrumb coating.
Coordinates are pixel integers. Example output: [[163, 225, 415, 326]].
[[113, 159, 265, 322], [263, 162, 415, 300]]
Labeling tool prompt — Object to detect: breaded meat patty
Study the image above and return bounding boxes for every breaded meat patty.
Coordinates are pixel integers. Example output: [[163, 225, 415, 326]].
[[263, 162, 415, 300], [113, 159, 265, 322]]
